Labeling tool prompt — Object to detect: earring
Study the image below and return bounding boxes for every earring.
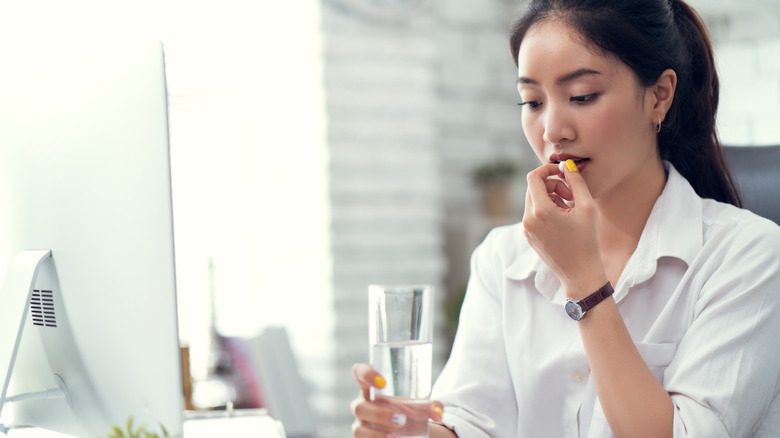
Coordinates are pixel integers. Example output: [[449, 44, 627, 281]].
[[656, 115, 662, 133]]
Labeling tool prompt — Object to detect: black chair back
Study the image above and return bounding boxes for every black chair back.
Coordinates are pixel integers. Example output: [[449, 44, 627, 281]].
[[723, 145, 780, 225]]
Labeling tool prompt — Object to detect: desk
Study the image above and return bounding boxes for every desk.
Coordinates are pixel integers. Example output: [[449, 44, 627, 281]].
[[5, 410, 286, 438]]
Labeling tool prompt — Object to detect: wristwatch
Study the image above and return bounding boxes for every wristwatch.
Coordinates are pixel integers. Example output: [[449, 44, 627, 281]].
[[565, 282, 614, 321]]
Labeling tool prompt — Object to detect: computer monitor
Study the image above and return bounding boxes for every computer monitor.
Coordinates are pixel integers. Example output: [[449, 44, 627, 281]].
[[0, 40, 184, 437]]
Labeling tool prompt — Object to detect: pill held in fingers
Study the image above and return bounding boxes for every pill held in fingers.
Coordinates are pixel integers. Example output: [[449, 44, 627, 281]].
[[559, 159, 578, 173]]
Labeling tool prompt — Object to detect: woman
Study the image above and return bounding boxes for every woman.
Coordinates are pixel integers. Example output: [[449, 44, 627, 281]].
[[351, 0, 780, 436]]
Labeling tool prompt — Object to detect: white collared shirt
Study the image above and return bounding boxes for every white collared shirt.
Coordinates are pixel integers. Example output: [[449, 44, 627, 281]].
[[433, 164, 780, 437]]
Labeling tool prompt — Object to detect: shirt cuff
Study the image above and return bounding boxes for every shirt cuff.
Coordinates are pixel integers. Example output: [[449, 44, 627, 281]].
[[434, 408, 491, 438]]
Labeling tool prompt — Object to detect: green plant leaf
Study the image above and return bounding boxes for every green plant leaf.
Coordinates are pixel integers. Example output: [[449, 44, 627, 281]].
[[106, 425, 125, 438], [105, 416, 181, 438], [136, 425, 149, 438]]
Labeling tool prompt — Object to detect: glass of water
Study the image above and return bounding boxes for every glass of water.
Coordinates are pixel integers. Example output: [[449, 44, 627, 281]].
[[368, 284, 434, 438]]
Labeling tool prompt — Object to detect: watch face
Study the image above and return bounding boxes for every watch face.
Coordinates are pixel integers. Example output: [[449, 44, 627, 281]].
[[565, 300, 585, 321]]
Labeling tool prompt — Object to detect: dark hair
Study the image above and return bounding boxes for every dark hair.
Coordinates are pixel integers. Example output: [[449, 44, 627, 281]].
[[509, 0, 742, 207]]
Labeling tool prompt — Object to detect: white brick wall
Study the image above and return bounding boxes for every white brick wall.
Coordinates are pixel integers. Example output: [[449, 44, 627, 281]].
[[703, 8, 780, 145], [432, 0, 534, 295], [322, 4, 446, 436], [321, 1, 531, 435]]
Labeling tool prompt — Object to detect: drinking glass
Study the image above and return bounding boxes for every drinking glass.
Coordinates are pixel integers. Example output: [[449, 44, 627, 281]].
[[368, 284, 434, 438]]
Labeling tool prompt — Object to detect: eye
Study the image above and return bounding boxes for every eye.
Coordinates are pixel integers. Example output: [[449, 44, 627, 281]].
[[571, 93, 599, 104], [518, 100, 542, 111]]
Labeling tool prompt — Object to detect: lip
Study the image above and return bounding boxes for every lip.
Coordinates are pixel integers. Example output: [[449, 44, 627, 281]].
[[549, 153, 590, 173]]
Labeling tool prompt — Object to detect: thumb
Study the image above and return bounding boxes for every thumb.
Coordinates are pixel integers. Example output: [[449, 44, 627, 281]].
[[430, 400, 444, 422], [559, 159, 593, 203]]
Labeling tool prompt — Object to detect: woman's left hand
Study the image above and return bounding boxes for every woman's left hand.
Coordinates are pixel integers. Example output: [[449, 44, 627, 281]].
[[522, 160, 607, 297]]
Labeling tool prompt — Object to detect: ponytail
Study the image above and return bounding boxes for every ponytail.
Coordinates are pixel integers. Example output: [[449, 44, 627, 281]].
[[509, 0, 742, 207], [662, 0, 742, 206]]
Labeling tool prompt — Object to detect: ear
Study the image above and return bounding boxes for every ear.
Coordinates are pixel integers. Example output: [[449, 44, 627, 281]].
[[651, 68, 677, 123]]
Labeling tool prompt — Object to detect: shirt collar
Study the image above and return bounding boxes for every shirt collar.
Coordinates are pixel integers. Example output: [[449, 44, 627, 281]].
[[505, 162, 703, 301]]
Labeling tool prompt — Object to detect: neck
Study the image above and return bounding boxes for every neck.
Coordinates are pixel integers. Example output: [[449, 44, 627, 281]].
[[595, 157, 667, 256]]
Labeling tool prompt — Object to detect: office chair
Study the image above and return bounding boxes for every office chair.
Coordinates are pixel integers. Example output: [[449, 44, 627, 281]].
[[723, 145, 780, 225]]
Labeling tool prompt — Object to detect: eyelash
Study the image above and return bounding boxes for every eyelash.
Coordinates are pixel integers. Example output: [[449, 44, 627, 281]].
[[517, 94, 599, 111], [571, 93, 599, 104], [517, 101, 541, 110]]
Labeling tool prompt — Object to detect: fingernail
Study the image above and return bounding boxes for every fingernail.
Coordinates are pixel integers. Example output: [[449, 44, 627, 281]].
[[434, 406, 444, 417], [391, 413, 407, 426], [374, 375, 386, 389], [565, 159, 578, 172]]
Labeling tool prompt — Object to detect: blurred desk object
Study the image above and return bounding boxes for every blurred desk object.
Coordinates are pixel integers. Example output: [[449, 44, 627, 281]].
[[184, 409, 286, 437], [187, 326, 316, 437], [723, 145, 780, 224], [240, 327, 317, 438], [5, 410, 286, 438]]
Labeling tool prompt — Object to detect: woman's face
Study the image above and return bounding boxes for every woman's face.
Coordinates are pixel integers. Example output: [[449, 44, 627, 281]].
[[516, 20, 662, 201]]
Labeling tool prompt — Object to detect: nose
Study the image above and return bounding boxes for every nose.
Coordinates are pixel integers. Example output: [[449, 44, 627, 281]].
[[542, 104, 575, 145]]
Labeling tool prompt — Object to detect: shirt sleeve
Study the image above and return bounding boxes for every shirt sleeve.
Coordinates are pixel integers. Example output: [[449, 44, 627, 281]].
[[665, 218, 780, 437], [432, 229, 518, 437]]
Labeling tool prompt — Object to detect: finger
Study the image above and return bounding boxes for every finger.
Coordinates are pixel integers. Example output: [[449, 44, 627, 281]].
[[352, 419, 397, 438], [549, 193, 568, 209], [430, 401, 445, 422], [352, 363, 387, 400], [523, 182, 542, 233], [351, 397, 409, 430], [559, 159, 593, 204], [544, 178, 573, 201], [526, 163, 566, 208]]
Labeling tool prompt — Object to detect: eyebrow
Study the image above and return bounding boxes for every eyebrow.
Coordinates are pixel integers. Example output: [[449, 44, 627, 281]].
[[517, 68, 602, 86]]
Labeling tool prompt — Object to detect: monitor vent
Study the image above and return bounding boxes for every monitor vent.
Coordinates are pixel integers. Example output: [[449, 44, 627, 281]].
[[30, 289, 57, 328]]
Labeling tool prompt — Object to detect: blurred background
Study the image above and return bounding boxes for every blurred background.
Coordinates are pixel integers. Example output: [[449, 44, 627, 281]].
[[1, 0, 778, 436]]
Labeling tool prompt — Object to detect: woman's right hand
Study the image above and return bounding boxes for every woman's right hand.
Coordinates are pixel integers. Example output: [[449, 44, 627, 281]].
[[350, 363, 444, 437]]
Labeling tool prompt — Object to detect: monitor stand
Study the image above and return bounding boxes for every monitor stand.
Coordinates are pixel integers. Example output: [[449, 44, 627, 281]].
[[0, 250, 68, 422]]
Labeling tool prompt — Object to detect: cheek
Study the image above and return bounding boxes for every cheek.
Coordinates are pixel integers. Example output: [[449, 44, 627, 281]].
[[585, 101, 644, 143]]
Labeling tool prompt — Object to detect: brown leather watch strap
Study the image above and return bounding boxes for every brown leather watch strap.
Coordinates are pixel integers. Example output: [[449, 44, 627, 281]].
[[578, 282, 614, 312]]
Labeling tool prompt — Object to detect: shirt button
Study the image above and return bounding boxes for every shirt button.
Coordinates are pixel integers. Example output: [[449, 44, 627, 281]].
[[572, 370, 585, 383]]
